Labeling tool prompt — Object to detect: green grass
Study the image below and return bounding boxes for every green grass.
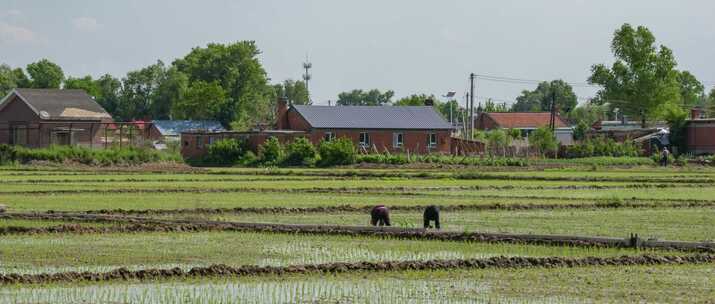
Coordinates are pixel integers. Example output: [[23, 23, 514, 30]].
[[3, 264, 712, 303], [0, 231, 676, 275], [0, 191, 671, 213], [185, 208, 715, 242]]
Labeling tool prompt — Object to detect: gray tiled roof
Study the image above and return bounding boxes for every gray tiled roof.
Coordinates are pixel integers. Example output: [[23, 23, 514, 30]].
[[152, 120, 225, 136], [1, 89, 111, 120], [292, 105, 453, 130]]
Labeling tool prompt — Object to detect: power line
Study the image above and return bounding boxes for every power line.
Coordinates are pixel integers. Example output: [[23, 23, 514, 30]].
[[475, 74, 601, 88]]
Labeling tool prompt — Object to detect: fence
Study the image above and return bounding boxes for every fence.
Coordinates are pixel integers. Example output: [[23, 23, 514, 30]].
[[0, 122, 155, 149]]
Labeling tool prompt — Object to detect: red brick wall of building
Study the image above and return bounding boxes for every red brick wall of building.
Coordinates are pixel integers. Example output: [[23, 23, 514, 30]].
[[687, 121, 715, 155]]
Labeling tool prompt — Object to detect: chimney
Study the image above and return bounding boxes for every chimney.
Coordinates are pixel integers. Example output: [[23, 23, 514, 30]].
[[424, 98, 434, 106], [691, 107, 703, 120], [276, 97, 289, 129]]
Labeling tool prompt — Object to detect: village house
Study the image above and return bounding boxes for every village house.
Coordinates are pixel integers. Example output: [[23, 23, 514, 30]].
[[685, 107, 715, 155], [474, 111, 574, 145], [180, 98, 464, 159], [0, 88, 113, 148]]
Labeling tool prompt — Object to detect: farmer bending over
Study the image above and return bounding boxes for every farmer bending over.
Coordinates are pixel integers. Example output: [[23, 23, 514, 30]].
[[423, 205, 440, 229], [370, 205, 391, 226]]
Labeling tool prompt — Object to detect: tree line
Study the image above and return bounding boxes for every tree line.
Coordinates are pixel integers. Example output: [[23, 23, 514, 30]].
[[2, 23, 714, 131]]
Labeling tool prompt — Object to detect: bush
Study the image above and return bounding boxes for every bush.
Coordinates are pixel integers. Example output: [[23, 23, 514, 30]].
[[0, 144, 181, 166], [205, 139, 245, 165], [239, 151, 258, 166], [258, 137, 284, 165], [565, 136, 639, 158], [284, 137, 318, 166], [318, 138, 356, 166], [529, 127, 559, 156]]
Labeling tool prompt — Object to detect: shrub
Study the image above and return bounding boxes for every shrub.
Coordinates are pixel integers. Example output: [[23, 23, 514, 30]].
[[239, 151, 258, 166], [284, 137, 318, 166], [205, 139, 245, 165], [565, 136, 639, 158], [318, 138, 356, 166], [529, 127, 559, 156], [258, 137, 284, 165], [0, 144, 180, 166]]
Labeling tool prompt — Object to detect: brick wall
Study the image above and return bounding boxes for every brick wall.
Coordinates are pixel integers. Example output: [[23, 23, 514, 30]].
[[687, 121, 715, 155]]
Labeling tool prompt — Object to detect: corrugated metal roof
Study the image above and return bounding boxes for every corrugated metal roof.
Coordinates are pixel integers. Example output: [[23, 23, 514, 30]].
[[152, 120, 225, 136], [1, 88, 111, 120], [484, 112, 568, 129], [292, 105, 453, 130]]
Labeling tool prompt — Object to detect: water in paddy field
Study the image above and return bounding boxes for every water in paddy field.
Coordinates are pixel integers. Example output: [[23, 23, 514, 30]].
[[0, 278, 579, 303]]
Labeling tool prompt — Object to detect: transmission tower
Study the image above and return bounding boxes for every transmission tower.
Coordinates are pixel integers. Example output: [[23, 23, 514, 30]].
[[302, 56, 312, 104]]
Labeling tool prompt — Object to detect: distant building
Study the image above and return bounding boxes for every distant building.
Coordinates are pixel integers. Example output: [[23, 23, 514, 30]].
[[150, 120, 225, 142], [0, 89, 112, 147], [180, 98, 461, 159], [474, 112, 573, 145], [685, 107, 715, 155]]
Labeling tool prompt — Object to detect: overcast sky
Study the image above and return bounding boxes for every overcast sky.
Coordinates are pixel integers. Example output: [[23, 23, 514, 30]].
[[1, 0, 714, 106]]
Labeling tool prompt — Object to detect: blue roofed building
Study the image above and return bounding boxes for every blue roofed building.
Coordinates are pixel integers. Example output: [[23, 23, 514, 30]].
[[149, 120, 225, 143]]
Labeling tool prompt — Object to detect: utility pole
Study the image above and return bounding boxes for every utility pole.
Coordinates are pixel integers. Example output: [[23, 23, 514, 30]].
[[469, 73, 476, 139], [464, 92, 470, 138], [549, 91, 556, 132], [302, 56, 312, 104]]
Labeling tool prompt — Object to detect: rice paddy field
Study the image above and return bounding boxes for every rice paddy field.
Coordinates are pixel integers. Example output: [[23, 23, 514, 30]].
[[0, 164, 714, 303]]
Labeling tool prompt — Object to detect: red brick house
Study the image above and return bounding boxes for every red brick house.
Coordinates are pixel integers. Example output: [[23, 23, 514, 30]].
[[276, 99, 454, 154], [0, 89, 113, 148], [685, 107, 715, 155], [474, 112, 573, 145], [180, 98, 457, 158]]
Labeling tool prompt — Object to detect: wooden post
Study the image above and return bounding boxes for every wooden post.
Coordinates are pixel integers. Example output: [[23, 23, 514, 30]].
[[119, 124, 123, 149], [89, 123, 94, 149]]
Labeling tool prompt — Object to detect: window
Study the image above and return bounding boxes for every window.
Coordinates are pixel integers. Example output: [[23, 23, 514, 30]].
[[11, 125, 27, 146], [428, 133, 437, 147], [393, 133, 403, 148], [359, 132, 370, 147], [196, 135, 204, 149], [208, 136, 216, 145], [324, 132, 335, 142]]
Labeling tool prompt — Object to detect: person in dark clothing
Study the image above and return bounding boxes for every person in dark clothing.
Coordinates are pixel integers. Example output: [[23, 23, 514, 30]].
[[423, 205, 440, 229], [661, 148, 670, 167], [370, 205, 391, 226]]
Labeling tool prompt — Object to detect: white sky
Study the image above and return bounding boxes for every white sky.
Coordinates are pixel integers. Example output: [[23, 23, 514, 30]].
[[1, 0, 714, 107]]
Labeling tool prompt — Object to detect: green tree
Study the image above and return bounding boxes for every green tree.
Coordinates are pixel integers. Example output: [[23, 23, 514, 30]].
[[588, 24, 680, 127], [118, 61, 168, 120], [0, 64, 28, 96], [95, 74, 122, 117], [677, 71, 705, 107], [708, 88, 715, 117], [573, 121, 590, 141], [336, 89, 394, 106], [436, 99, 466, 124], [510, 80, 577, 114], [393, 94, 435, 106], [172, 80, 228, 120], [529, 127, 559, 156], [567, 103, 608, 125], [663, 104, 688, 154], [64, 75, 101, 97], [273, 79, 310, 105], [485, 129, 511, 156], [26, 59, 64, 89], [153, 68, 188, 120], [484, 98, 508, 112], [258, 137, 284, 165], [173, 41, 273, 129]]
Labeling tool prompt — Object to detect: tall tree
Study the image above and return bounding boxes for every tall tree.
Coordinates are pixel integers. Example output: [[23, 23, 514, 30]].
[[26, 59, 64, 89], [153, 68, 188, 120], [510, 80, 577, 114], [677, 70, 705, 107], [336, 89, 394, 106], [118, 61, 168, 120], [173, 41, 273, 129], [588, 24, 680, 127], [172, 81, 228, 120], [393, 94, 435, 106], [95, 74, 122, 117], [0, 64, 27, 96], [483, 99, 508, 112], [273, 79, 310, 105], [708, 88, 715, 117], [64, 75, 101, 97]]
